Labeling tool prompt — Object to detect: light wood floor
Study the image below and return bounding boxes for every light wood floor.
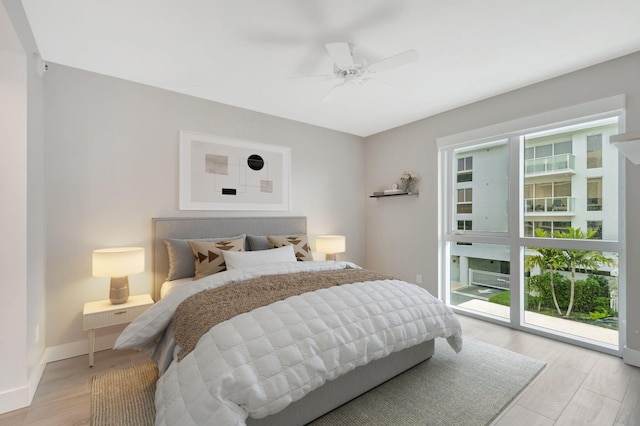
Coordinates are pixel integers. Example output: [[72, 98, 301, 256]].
[[1, 315, 639, 425], [0, 348, 151, 426]]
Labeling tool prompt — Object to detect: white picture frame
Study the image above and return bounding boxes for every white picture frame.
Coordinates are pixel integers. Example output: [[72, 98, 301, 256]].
[[179, 131, 291, 210]]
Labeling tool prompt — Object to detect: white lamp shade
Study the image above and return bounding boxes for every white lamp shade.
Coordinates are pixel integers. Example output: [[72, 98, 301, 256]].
[[316, 235, 346, 254], [92, 247, 145, 278]]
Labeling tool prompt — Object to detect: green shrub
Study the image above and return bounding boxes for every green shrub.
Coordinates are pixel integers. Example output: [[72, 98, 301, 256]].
[[574, 276, 611, 314], [494, 272, 615, 321], [589, 311, 608, 320], [526, 273, 571, 310], [524, 292, 539, 310], [588, 274, 610, 295]]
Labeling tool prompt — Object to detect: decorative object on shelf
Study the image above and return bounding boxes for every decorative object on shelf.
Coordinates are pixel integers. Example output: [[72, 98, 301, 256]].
[[370, 191, 418, 198], [610, 131, 640, 164], [400, 171, 420, 194], [381, 183, 403, 195], [92, 247, 145, 304], [315, 235, 346, 261]]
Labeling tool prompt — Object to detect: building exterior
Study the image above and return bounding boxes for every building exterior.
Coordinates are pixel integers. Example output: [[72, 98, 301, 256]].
[[522, 120, 619, 241], [450, 119, 619, 289]]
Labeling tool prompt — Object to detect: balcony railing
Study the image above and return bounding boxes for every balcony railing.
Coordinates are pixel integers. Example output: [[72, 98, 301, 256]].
[[525, 153, 576, 175], [525, 196, 576, 213], [469, 269, 510, 290]]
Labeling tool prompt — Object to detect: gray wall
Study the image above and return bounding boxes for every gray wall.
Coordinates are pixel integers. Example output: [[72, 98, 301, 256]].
[[43, 64, 365, 348], [364, 51, 640, 355]]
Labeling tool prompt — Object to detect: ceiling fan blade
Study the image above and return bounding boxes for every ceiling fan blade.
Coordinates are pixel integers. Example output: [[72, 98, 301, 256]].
[[368, 49, 419, 73], [325, 42, 354, 69], [321, 82, 347, 103], [284, 74, 337, 81], [365, 77, 396, 90]]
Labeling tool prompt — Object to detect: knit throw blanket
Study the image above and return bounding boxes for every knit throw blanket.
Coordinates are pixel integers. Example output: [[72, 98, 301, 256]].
[[173, 268, 393, 361]]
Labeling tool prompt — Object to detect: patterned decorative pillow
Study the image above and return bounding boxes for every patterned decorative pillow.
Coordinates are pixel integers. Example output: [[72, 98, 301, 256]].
[[267, 234, 313, 262], [165, 235, 246, 280], [188, 236, 245, 280]]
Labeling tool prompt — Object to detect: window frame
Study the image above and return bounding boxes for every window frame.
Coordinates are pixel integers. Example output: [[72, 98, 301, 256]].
[[437, 96, 626, 356]]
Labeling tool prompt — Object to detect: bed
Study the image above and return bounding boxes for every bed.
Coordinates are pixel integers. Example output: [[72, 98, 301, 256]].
[[114, 216, 463, 426]]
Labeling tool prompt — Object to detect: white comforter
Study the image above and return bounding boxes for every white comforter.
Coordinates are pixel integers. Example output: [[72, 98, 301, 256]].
[[115, 261, 463, 426]]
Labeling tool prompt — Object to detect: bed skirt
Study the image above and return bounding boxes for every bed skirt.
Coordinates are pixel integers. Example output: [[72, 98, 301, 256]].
[[247, 339, 435, 426]]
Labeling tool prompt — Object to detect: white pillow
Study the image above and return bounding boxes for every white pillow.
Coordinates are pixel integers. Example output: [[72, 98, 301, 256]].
[[222, 244, 296, 270]]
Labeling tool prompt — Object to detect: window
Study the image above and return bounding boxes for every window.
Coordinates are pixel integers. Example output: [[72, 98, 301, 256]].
[[587, 134, 603, 168], [587, 220, 603, 240], [536, 144, 553, 158], [555, 141, 573, 155], [524, 221, 533, 237], [457, 156, 473, 182], [524, 221, 574, 238], [551, 220, 571, 234], [587, 178, 603, 211], [440, 112, 621, 352], [457, 220, 472, 231], [457, 188, 472, 213]]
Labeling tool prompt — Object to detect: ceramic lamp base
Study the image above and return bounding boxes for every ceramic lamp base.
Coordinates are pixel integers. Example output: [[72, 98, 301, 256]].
[[109, 276, 130, 304]]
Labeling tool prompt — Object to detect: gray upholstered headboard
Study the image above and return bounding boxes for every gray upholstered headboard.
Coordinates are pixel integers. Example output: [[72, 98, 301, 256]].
[[151, 216, 307, 300]]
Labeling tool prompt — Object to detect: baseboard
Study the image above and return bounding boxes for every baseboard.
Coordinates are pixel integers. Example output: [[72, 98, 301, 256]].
[[0, 385, 30, 415], [28, 353, 47, 401], [623, 345, 640, 367], [0, 351, 47, 414], [44, 332, 121, 363], [0, 333, 123, 416]]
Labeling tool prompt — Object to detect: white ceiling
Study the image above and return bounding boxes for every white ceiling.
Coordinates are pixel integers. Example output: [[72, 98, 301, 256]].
[[20, 0, 640, 137]]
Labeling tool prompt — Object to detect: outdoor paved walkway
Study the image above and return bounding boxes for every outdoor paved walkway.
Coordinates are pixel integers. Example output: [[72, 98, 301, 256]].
[[457, 299, 618, 346]]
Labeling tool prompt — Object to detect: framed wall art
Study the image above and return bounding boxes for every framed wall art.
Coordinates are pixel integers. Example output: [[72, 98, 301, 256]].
[[179, 131, 291, 210]]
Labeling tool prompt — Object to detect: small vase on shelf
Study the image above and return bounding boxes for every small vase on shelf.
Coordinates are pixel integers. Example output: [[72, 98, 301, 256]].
[[400, 171, 419, 195]]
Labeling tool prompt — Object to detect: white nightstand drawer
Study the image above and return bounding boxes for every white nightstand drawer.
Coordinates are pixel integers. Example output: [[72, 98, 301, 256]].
[[82, 294, 153, 330], [83, 304, 146, 329]]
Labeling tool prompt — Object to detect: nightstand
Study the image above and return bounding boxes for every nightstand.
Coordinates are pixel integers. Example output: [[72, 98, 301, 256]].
[[83, 293, 154, 367]]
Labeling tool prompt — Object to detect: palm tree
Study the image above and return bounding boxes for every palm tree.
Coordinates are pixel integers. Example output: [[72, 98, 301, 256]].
[[525, 229, 563, 315], [553, 227, 617, 317]]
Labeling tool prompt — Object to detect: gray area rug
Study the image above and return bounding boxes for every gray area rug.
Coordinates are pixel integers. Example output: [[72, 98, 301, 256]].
[[90, 338, 545, 426], [309, 338, 545, 426]]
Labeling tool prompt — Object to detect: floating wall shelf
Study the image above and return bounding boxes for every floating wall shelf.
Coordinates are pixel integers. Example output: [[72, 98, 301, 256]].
[[610, 131, 640, 165], [370, 191, 419, 198]]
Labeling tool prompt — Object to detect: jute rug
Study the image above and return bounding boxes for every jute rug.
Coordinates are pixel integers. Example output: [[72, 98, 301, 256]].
[[90, 361, 157, 426], [90, 338, 545, 426]]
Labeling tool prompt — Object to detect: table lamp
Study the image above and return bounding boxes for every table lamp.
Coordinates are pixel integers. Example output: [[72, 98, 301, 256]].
[[92, 247, 144, 304], [316, 235, 346, 261]]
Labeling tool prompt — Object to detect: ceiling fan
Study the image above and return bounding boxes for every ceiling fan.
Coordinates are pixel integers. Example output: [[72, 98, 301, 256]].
[[290, 42, 419, 102]]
